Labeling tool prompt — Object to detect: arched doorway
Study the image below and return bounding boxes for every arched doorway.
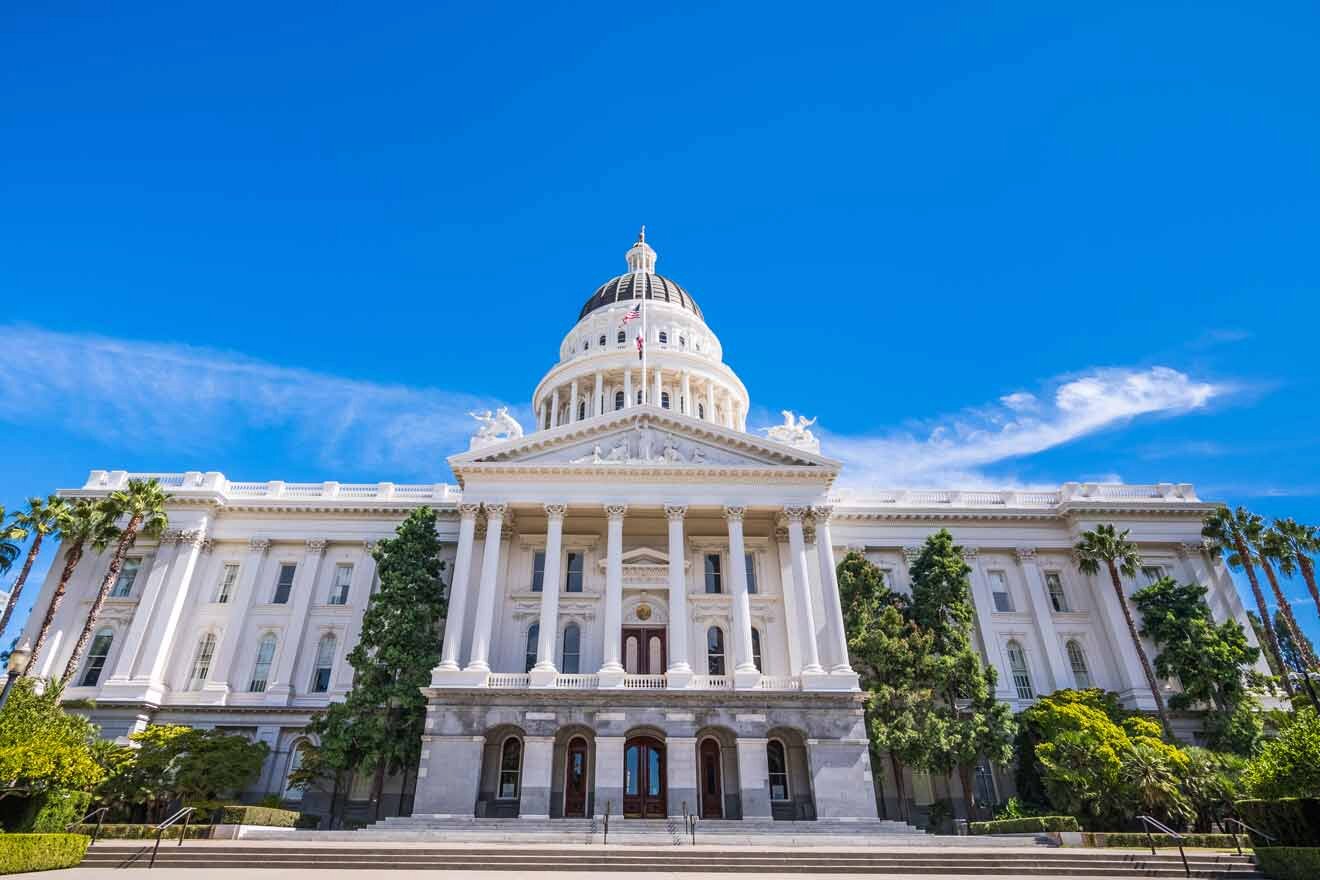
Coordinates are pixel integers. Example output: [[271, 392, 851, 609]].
[[563, 736, 590, 818], [623, 736, 666, 818], [698, 737, 723, 819]]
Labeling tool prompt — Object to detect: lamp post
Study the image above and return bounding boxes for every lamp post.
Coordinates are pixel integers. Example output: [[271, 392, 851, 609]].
[[0, 638, 32, 713]]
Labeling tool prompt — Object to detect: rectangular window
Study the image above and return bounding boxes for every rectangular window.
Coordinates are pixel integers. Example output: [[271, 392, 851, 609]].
[[744, 553, 757, 594], [531, 551, 546, 593], [215, 563, 239, 603], [1140, 565, 1165, 585], [704, 553, 722, 594], [1044, 571, 1069, 613], [988, 570, 1014, 612], [565, 552, 584, 593], [273, 563, 297, 604], [328, 564, 353, 605], [110, 558, 142, 598]]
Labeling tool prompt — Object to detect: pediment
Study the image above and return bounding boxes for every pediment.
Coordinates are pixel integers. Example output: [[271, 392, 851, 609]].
[[448, 407, 839, 480]]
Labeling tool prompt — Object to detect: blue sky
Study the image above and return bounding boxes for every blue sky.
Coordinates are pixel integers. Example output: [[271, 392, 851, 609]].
[[3, 2, 1319, 650]]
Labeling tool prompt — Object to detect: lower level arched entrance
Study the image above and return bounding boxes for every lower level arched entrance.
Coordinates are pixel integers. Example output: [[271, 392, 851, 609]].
[[698, 737, 723, 819], [623, 736, 666, 818], [563, 736, 590, 818]]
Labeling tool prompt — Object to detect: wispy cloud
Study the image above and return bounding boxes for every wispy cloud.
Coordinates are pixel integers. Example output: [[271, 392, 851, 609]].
[[0, 325, 512, 475], [774, 366, 1226, 489]]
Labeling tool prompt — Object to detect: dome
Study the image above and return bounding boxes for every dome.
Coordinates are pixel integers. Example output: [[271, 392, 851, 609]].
[[577, 228, 704, 321]]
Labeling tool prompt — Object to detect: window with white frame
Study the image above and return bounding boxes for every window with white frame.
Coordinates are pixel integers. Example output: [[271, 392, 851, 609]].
[[751, 627, 763, 672], [283, 742, 306, 802], [110, 558, 142, 597], [707, 626, 726, 676], [767, 739, 790, 801], [328, 564, 353, 605], [988, 570, 1014, 612], [531, 551, 546, 593], [565, 552, 584, 593], [188, 632, 216, 690], [310, 634, 336, 693], [578, 401, 587, 420], [614, 391, 625, 410], [704, 554, 722, 594], [1006, 640, 1034, 700], [561, 623, 580, 674], [1044, 571, 1069, 612], [661, 391, 670, 409], [1067, 640, 1092, 688], [498, 736, 522, 799], [249, 633, 277, 692], [80, 628, 114, 687], [744, 553, 757, 594], [1140, 565, 1165, 585], [524, 624, 539, 673], [214, 563, 239, 603], [273, 563, 297, 604]]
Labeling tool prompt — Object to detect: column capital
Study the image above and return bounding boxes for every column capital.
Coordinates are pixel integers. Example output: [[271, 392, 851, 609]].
[[483, 503, 508, 521], [248, 537, 271, 553], [783, 505, 810, 523], [811, 505, 834, 524], [159, 529, 184, 545], [200, 538, 215, 555], [722, 505, 746, 523], [457, 502, 481, 519], [960, 546, 980, 559], [1014, 546, 1038, 563], [774, 526, 790, 541], [604, 504, 628, 521], [1176, 542, 1208, 559], [664, 504, 688, 522], [902, 546, 922, 563], [306, 538, 329, 554], [363, 540, 378, 554], [544, 503, 568, 520], [176, 529, 207, 548]]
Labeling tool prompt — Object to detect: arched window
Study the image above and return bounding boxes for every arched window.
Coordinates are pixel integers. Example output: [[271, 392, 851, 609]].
[[188, 632, 216, 690], [80, 628, 114, 687], [767, 740, 789, 801], [1067, 640, 1092, 689], [578, 401, 587, 421], [614, 391, 625, 410], [249, 633, 277, 692], [661, 391, 670, 409], [583, 338, 589, 350], [498, 736, 522, 799], [636, 390, 643, 405], [310, 634, 336, 693], [524, 624, 540, 673], [658, 331, 668, 344], [751, 628, 763, 672], [707, 626, 726, 676], [1006, 640, 1033, 700], [617, 330, 626, 344], [283, 741, 307, 802], [599, 334, 606, 347], [697, 403, 705, 420], [561, 623, 581, 674]]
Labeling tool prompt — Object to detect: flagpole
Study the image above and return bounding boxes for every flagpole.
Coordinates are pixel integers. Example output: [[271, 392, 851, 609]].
[[640, 288, 647, 404]]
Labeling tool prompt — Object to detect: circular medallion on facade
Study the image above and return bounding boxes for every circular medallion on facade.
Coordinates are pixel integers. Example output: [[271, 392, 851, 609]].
[[636, 604, 652, 621]]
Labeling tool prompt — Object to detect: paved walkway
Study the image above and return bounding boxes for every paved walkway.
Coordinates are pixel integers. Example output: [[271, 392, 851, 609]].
[[48, 871, 1094, 880]]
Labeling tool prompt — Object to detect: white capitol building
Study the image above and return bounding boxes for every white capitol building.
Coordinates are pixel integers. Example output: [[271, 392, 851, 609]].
[[23, 232, 1262, 825]]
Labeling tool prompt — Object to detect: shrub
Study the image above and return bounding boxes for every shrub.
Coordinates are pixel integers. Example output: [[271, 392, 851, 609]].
[[968, 816, 1080, 834], [0, 833, 90, 874], [217, 805, 300, 827], [0, 790, 92, 833], [1253, 848, 1320, 880], [1241, 711, 1320, 799], [1093, 832, 1240, 848], [69, 824, 212, 840], [1235, 798, 1320, 847]]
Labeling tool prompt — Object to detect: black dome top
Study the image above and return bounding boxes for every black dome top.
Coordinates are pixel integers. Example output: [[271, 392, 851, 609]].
[[578, 272, 703, 322]]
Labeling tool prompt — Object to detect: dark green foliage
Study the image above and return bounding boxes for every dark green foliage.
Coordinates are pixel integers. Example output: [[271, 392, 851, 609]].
[[1248, 612, 1286, 679], [969, 815, 1080, 834], [0, 833, 90, 874], [216, 805, 300, 827], [68, 823, 212, 840], [1092, 832, 1240, 848], [2, 790, 92, 833], [1275, 611, 1317, 675], [1240, 710, 1320, 799], [1234, 799, 1320, 847], [1253, 847, 1320, 880]]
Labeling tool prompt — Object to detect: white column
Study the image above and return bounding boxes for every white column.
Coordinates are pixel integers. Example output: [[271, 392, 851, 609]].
[[530, 504, 567, 687], [653, 366, 662, 406], [706, 382, 715, 422], [593, 371, 603, 417], [723, 394, 735, 428], [784, 508, 824, 676], [723, 506, 759, 688], [775, 527, 802, 674], [963, 548, 1013, 699], [599, 504, 627, 685], [104, 535, 180, 685], [265, 538, 328, 704], [624, 369, 633, 409], [812, 507, 856, 685], [680, 372, 691, 416], [201, 537, 270, 701], [539, 400, 548, 431], [435, 503, 480, 676], [550, 388, 560, 428], [569, 381, 579, 423], [1088, 567, 1154, 708], [665, 505, 692, 685], [1016, 546, 1068, 692], [464, 504, 507, 675], [139, 531, 209, 692], [733, 400, 744, 431]]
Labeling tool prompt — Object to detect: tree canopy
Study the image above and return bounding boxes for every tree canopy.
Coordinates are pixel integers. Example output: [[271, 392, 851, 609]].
[[0, 679, 106, 799]]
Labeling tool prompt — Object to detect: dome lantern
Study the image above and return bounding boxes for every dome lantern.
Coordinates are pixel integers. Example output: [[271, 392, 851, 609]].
[[625, 225, 657, 273]]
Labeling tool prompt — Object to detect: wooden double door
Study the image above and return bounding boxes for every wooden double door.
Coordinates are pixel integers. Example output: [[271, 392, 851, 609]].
[[622, 736, 666, 818], [699, 738, 724, 819], [622, 627, 667, 675], [563, 737, 590, 818]]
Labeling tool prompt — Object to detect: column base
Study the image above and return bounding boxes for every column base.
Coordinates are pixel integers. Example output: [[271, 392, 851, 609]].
[[733, 667, 763, 690], [528, 665, 559, 688], [195, 681, 231, 706], [263, 685, 293, 705], [801, 670, 859, 692], [666, 668, 694, 689], [97, 678, 166, 705], [432, 667, 491, 688], [596, 665, 626, 688]]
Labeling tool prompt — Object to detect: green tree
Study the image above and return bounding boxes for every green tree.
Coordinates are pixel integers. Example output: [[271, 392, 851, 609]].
[[98, 725, 267, 820], [27, 499, 119, 674], [1270, 518, 1320, 621], [1131, 577, 1264, 754], [62, 479, 169, 686], [1075, 523, 1173, 738], [1275, 610, 1319, 676], [1180, 746, 1244, 833], [298, 507, 447, 823], [1203, 506, 1293, 700], [0, 678, 106, 800], [1240, 708, 1320, 799], [0, 496, 68, 640], [0, 506, 20, 575], [1257, 528, 1317, 692]]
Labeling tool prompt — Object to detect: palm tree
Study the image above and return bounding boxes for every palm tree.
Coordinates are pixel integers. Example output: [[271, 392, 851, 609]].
[[1271, 518, 1320, 624], [27, 499, 118, 674], [0, 496, 68, 640], [61, 479, 169, 686], [1202, 506, 1294, 698], [1074, 523, 1174, 739], [1260, 527, 1319, 671], [0, 506, 19, 574]]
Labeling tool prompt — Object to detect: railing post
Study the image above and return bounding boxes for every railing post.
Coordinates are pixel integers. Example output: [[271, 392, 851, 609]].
[[93, 809, 105, 845], [179, 809, 190, 846]]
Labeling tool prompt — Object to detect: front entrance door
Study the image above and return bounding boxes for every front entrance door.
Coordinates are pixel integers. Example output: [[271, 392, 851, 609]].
[[622, 627, 667, 675], [699, 738, 723, 819], [564, 737, 589, 818], [623, 736, 666, 818]]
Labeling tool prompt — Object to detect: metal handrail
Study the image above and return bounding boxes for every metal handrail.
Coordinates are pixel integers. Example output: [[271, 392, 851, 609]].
[[149, 806, 196, 868], [1136, 815, 1190, 877], [1223, 817, 1276, 855], [66, 806, 110, 845], [602, 800, 610, 846]]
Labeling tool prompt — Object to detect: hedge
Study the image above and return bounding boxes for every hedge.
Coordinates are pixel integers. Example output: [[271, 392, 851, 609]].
[[0, 790, 93, 833], [217, 805, 301, 827], [69, 824, 212, 840], [0, 834, 90, 875], [1253, 848, 1320, 880], [1235, 799, 1320, 847], [1090, 832, 1241, 849], [969, 816, 1080, 834]]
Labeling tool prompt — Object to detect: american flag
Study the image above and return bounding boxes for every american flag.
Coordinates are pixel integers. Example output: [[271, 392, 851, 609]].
[[621, 303, 641, 326]]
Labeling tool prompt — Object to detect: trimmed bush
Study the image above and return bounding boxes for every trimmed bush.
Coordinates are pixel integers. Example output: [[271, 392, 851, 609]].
[[0, 790, 93, 833], [969, 815, 1080, 834], [0, 834, 90, 874], [1253, 848, 1320, 880], [1091, 832, 1241, 849], [69, 824, 212, 840], [217, 805, 300, 827], [1236, 799, 1320, 847]]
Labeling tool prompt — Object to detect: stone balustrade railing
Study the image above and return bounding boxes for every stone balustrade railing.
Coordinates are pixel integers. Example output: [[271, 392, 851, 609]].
[[832, 482, 1199, 509], [77, 471, 462, 504], [478, 673, 788, 691]]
